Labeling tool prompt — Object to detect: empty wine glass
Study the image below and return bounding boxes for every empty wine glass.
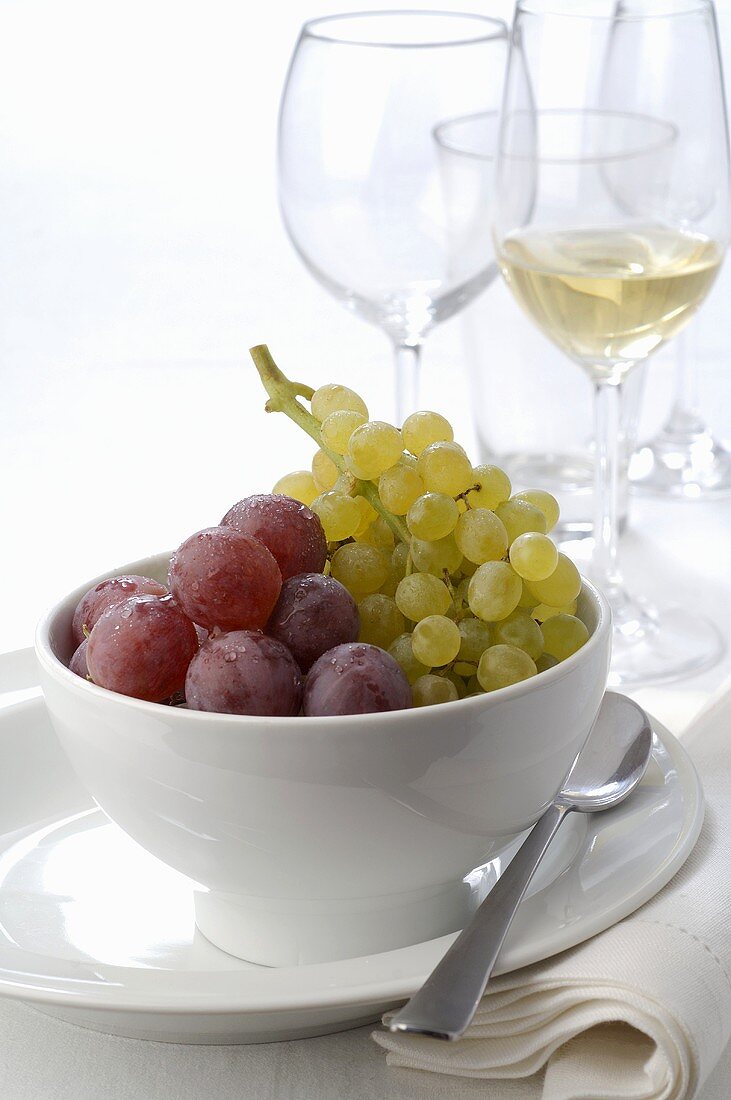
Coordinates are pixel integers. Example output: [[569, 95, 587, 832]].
[[494, 0, 729, 687], [278, 11, 508, 420]]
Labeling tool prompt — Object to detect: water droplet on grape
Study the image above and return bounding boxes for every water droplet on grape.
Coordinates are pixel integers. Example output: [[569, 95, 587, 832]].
[[303, 642, 411, 716], [185, 630, 302, 716]]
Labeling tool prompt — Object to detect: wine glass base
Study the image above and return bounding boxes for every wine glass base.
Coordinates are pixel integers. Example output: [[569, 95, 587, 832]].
[[605, 591, 725, 688], [630, 431, 731, 500]]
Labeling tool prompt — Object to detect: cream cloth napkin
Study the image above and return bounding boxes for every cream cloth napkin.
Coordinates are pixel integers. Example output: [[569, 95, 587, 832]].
[[373, 684, 731, 1100]]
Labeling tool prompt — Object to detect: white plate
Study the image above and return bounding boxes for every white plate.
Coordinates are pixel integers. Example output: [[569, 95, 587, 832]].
[[0, 692, 703, 1044]]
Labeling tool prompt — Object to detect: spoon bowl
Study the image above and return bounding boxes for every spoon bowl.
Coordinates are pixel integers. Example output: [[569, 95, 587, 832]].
[[558, 692, 653, 812]]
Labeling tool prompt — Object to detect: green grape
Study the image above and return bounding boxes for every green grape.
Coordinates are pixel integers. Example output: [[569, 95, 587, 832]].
[[379, 544, 408, 596], [478, 644, 537, 691], [272, 470, 318, 507], [528, 552, 582, 606], [495, 498, 547, 542], [453, 576, 471, 611], [517, 579, 538, 609], [312, 449, 339, 491], [411, 615, 461, 667], [345, 453, 375, 481], [536, 653, 560, 673], [354, 494, 378, 536], [442, 669, 468, 698], [460, 556, 478, 577], [311, 383, 368, 422], [310, 491, 361, 541], [412, 674, 459, 707], [347, 421, 403, 480], [356, 515, 395, 552], [395, 572, 451, 621], [466, 674, 482, 696], [333, 473, 354, 494], [330, 543, 390, 596], [541, 614, 589, 661], [417, 441, 473, 496], [401, 410, 453, 456], [531, 599, 577, 622], [358, 593, 406, 650], [407, 493, 459, 541], [468, 561, 522, 622], [379, 566, 399, 598], [508, 532, 559, 582], [321, 409, 367, 454], [410, 535, 463, 577], [453, 660, 477, 678], [391, 541, 409, 579], [441, 668, 463, 695], [457, 617, 493, 663], [466, 464, 512, 510], [389, 632, 430, 683], [378, 463, 424, 515], [513, 490, 560, 532], [492, 611, 544, 661], [454, 508, 508, 564]]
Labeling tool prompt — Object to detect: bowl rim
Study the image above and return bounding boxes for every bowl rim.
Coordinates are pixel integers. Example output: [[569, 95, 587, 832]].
[[35, 551, 611, 730]]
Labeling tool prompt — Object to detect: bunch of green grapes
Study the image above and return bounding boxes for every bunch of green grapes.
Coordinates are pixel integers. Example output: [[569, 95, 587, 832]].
[[273, 383, 589, 708]]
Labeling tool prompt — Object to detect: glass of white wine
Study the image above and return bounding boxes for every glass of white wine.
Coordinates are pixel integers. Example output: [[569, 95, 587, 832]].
[[494, 0, 729, 686]]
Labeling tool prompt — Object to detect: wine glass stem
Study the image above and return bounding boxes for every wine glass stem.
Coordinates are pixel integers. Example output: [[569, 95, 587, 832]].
[[592, 377, 624, 595], [662, 325, 706, 438], [393, 342, 422, 423]]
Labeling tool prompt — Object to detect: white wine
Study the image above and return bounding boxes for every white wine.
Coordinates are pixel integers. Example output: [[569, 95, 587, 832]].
[[499, 225, 722, 375]]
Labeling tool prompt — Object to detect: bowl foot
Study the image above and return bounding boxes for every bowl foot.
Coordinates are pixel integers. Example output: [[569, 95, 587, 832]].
[[194, 878, 480, 966]]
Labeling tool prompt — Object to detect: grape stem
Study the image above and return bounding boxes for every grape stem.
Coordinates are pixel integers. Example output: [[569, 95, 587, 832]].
[[249, 344, 410, 544]]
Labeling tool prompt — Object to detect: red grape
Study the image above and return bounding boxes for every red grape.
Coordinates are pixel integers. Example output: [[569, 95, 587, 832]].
[[69, 639, 90, 679], [222, 494, 327, 581], [304, 643, 412, 716], [87, 595, 198, 702], [169, 526, 282, 631], [185, 631, 302, 716], [266, 573, 359, 671], [71, 574, 168, 646]]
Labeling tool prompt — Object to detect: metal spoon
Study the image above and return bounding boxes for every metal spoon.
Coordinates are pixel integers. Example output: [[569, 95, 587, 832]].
[[389, 691, 653, 1041]]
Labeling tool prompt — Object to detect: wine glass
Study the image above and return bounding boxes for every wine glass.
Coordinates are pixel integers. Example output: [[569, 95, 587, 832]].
[[494, 0, 729, 687], [434, 109, 649, 546], [631, 315, 731, 497], [278, 11, 508, 420]]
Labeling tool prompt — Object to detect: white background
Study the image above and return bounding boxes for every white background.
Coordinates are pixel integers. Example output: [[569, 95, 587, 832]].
[[1, 0, 731, 655]]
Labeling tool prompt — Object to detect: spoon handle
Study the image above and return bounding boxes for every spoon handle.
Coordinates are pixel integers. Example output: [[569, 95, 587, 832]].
[[389, 801, 570, 1041]]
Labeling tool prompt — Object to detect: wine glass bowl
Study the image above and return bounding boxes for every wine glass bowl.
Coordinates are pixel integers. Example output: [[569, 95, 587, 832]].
[[493, 0, 729, 686], [278, 11, 508, 417], [495, 110, 695, 381]]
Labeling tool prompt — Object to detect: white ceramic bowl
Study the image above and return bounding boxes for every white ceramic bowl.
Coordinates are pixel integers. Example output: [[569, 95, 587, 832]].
[[36, 552, 611, 966]]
